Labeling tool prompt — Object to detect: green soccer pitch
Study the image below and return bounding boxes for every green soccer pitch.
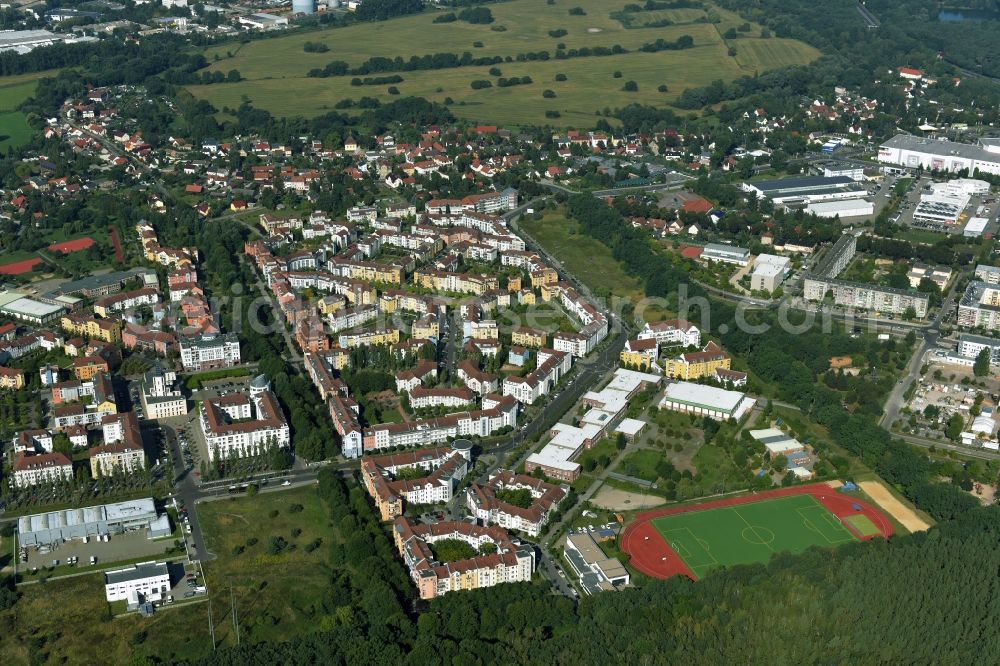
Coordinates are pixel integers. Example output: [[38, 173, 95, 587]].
[[650, 494, 857, 579]]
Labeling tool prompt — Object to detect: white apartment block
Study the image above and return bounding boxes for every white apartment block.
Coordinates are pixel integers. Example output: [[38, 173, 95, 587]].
[[179, 332, 241, 371], [200, 388, 289, 461], [637, 319, 700, 347]]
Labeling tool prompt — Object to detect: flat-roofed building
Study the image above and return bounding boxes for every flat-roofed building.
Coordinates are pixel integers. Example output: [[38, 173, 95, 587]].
[[659, 381, 755, 421], [741, 175, 868, 204], [803, 277, 929, 318], [810, 234, 857, 279], [878, 134, 1000, 175], [179, 332, 241, 371], [564, 532, 630, 594], [957, 281, 1000, 330], [702, 243, 750, 266], [750, 254, 791, 292], [104, 562, 170, 607]]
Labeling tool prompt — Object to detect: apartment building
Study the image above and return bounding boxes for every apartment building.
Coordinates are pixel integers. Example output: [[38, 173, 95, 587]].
[[804, 277, 929, 318], [393, 518, 534, 599], [60, 313, 121, 343], [179, 332, 241, 371], [466, 471, 567, 537], [140, 363, 186, 419], [328, 392, 363, 459], [620, 338, 658, 370], [408, 386, 475, 410], [512, 327, 546, 348], [457, 360, 498, 396], [363, 395, 517, 451], [502, 349, 570, 404], [199, 383, 289, 461], [92, 287, 160, 317], [664, 342, 732, 380], [12, 451, 73, 487], [958, 281, 1000, 330], [413, 269, 499, 295], [0, 366, 25, 389], [90, 412, 146, 478], [637, 319, 700, 347], [338, 327, 400, 348], [362, 447, 469, 520], [411, 313, 440, 340]]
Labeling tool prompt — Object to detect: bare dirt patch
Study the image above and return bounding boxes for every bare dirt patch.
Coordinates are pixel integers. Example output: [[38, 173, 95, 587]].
[[591, 486, 667, 512], [858, 480, 932, 533]]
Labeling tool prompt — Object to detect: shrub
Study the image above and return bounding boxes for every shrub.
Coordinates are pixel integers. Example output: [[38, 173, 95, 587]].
[[291, 527, 303, 538], [387, 86, 400, 95], [543, 89, 556, 98], [489, 66, 502, 76], [623, 80, 638, 91], [246, 537, 258, 547], [569, 6, 586, 15], [545, 110, 561, 118], [433, 12, 457, 23], [548, 28, 567, 37], [304, 539, 322, 553], [613, 70, 622, 78], [473, 40, 485, 47], [657, 84, 669, 92], [555, 73, 567, 81], [232, 545, 245, 556], [458, 7, 494, 24], [470, 79, 493, 89], [289, 503, 304, 513], [303, 41, 329, 53], [268, 509, 279, 518], [267, 536, 289, 555]]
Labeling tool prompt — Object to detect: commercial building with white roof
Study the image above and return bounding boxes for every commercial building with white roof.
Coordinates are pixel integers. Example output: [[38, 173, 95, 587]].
[[104, 561, 171, 607], [749, 428, 806, 457], [659, 381, 755, 421], [17, 498, 169, 548]]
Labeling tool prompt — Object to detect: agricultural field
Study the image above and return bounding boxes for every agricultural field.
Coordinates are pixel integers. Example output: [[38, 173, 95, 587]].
[[189, 0, 819, 126]]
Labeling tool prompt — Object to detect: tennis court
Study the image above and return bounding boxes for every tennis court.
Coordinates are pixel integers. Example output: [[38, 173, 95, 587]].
[[649, 494, 856, 579]]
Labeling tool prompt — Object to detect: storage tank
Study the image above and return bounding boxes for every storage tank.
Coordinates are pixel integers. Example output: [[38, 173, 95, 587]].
[[293, 0, 316, 14]]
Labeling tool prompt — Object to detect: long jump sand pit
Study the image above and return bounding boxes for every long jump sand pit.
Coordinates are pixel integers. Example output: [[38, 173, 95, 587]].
[[858, 481, 932, 533], [591, 486, 666, 511]]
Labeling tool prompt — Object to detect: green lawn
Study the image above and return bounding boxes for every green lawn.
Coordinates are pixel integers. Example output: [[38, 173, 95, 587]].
[[619, 449, 663, 483], [519, 212, 668, 320], [650, 494, 856, 579], [0, 70, 53, 151], [189, 0, 818, 125]]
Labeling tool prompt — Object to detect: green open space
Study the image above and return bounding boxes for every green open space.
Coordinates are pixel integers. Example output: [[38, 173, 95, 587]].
[[0, 487, 339, 664], [519, 212, 667, 320], [0, 70, 53, 152], [650, 494, 856, 579], [188, 0, 818, 126], [619, 448, 663, 483]]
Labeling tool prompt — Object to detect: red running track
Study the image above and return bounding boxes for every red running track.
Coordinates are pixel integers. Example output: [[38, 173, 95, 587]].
[[620, 483, 894, 581], [109, 226, 124, 263]]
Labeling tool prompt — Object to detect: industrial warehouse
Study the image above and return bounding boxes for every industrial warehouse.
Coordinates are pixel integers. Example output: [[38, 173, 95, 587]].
[[739, 176, 868, 205], [17, 498, 170, 548], [878, 134, 1000, 175]]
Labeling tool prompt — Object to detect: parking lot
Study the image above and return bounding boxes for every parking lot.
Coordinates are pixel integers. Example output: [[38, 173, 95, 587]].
[[20, 527, 181, 575]]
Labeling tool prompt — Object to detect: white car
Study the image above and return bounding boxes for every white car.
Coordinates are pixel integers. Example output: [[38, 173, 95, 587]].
[[281, 480, 291, 486]]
